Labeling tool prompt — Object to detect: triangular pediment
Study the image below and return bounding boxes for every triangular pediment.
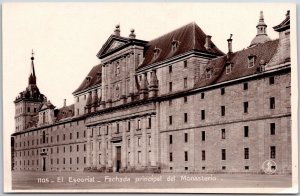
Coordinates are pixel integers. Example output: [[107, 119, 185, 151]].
[[39, 101, 55, 112], [97, 35, 130, 58]]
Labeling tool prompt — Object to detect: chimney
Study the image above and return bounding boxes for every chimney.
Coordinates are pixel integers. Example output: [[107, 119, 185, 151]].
[[114, 24, 120, 36], [63, 99, 66, 107], [227, 34, 233, 54], [204, 35, 212, 50], [129, 29, 136, 39]]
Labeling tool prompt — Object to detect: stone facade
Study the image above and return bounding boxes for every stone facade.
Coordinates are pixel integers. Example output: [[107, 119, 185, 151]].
[[11, 11, 291, 174]]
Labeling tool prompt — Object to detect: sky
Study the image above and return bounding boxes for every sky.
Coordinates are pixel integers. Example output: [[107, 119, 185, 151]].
[[3, 3, 294, 137]]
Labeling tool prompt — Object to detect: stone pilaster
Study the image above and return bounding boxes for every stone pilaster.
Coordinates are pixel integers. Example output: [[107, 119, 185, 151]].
[[141, 117, 147, 167], [130, 119, 135, 167], [150, 115, 157, 167], [121, 121, 127, 170]]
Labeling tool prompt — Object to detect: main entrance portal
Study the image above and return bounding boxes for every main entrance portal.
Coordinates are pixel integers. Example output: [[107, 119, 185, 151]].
[[116, 146, 121, 172]]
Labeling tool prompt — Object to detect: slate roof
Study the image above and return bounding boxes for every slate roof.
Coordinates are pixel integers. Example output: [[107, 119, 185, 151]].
[[73, 64, 102, 94], [138, 22, 224, 69], [195, 39, 279, 88]]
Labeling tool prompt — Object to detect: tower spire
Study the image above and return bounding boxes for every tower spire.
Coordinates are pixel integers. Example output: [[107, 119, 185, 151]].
[[250, 11, 271, 47], [29, 49, 36, 85]]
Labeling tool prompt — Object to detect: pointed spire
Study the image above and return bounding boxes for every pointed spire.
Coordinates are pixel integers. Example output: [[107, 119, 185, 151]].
[[250, 11, 271, 47], [28, 49, 36, 85]]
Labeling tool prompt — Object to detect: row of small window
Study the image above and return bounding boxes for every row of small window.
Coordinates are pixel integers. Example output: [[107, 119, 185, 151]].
[[15, 157, 87, 167], [169, 123, 277, 144], [16, 144, 87, 157], [16, 121, 82, 138], [91, 118, 152, 136], [168, 97, 276, 124], [16, 131, 87, 147], [169, 146, 276, 162], [168, 75, 275, 96], [168, 61, 188, 73]]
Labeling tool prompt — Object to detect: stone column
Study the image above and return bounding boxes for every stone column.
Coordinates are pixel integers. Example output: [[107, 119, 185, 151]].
[[141, 117, 147, 168], [121, 121, 127, 170]]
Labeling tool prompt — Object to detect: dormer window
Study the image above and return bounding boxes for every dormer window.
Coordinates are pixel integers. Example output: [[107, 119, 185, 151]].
[[206, 68, 212, 79], [97, 71, 102, 81], [225, 63, 232, 74], [171, 39, 179, 52], [153, 47, 161, 59], [86, 76, 92, 85], [248, 55, 256, 68]]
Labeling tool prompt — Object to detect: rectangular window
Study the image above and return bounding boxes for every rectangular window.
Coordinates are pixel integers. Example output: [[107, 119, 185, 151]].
[[116, 123, 119, 133], [270, 97, 275, 109], [169, 116, 172, 125], [243, 83, 248, 90], [169, 82, 172, 92], [269, 76, 275, 85], [184, 60, 188, 68], [244, 102, 248, 113], [221, 88, 225, 95], [245, 166, 249, 170], [184, 113, 188, 123], [201, 131, 205, 141], [84, 144, 86, 152], [106, 126, 109, 135], [222, 149, 226, 160], [169, 99, 172, 106], [77, 109, 79, 115], [184, 77, 187, 88], [70, 133, 72, 140], [169, 135, 173, 144], [270, 123, 276, 135], [63, 134, 66, 141], [169, 152, 173, 162], [84, 131, 86, 138], [201, 110, 205, 120], [221, 129, 225, 139], [77, 132, 79, 139], [184, 96, 187, 103], [201, 93, 205, 99], [184, 151, 188, 161], [221, 106, 225, 116], [169, 65, 172, 73], [84, 157, 86, 164], [128, 121, 131, 131], [202, 150, 205, 161], [128, 138, 130, 148], [244, 126, 249, 137], [244, 148, 249, 159], [138, 151, 142, 164], [57, 135, 59, 142], [77, 157, 79, 164], [148, 136, 151, 146], [270, 146, 276, 159], [148, 117, 151, 129], [184, 133, 188, 142], [138, 138, 141, 147], [77, 145, 79, 152], [70, 146, 72, 152], [137, 120, 141, 130]]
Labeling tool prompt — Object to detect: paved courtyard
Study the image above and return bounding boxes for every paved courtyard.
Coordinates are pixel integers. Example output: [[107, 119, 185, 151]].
[[12, 171, 292, 190]]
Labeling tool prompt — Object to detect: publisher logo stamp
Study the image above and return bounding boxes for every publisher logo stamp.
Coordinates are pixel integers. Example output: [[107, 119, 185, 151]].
[[262, 160, 277, 174]]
